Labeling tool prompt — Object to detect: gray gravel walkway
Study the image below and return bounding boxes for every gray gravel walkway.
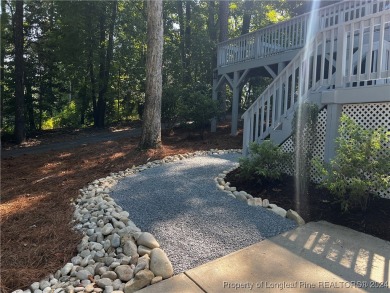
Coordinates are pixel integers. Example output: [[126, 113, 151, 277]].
[[110, 152, 297, 274]]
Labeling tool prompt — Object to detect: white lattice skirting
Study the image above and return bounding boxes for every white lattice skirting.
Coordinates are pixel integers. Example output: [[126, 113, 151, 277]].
[[281, 102, 390, 199]]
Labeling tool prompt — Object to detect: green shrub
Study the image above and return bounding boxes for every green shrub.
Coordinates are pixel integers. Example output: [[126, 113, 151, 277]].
[[162, 85, 219, 137], [162, 87, 184, 133], [238, 140, 291, 183], [313, 114, 390, 212]]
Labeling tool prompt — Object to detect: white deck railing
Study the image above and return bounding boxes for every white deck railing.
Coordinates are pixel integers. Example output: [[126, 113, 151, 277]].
[[242, 10, 390, 154], [218, 0, 390, 68]]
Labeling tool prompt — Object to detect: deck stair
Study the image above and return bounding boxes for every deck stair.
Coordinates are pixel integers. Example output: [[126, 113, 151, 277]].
[[239, 7, 390, 156]]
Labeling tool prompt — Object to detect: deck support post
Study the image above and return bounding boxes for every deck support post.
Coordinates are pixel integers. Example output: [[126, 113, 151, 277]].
[[278, 62, 286, 74], [231, 71, 240, 136], [230, 69, 250, 136], [324, 103, 342, 162], [211, 73, 218, 132], [324, 26, 346, 162]]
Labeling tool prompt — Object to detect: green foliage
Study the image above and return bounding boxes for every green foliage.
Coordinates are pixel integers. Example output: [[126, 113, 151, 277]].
[[161, 83, 219, 137], [1, 0, 296, 137], [161, 86, 184, 132], [238, 140, 291, 183], [181, 90, 219, 135], [42, 101, 80, 129], [313, 114, 390, 212]]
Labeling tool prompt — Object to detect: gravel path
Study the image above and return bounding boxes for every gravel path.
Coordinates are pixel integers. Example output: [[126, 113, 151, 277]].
[[110, 152, 297, 274]]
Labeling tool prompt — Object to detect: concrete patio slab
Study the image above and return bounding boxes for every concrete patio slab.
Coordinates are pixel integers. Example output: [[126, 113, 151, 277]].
[[138, 221, 390, 293]]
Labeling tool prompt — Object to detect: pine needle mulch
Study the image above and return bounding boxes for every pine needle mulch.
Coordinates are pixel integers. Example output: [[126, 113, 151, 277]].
[[1, 125, 242, 293]]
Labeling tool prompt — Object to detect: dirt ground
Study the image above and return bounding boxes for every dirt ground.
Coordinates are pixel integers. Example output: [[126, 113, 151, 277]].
[[1, 123, 242, 293]]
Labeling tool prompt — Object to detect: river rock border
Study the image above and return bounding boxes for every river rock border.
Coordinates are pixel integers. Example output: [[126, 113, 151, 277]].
[[215, 167, 306, 226], [13, 149, 242, 293]]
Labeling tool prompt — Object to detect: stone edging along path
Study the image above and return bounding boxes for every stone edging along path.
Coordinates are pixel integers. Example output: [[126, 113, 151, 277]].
[[214, 167, 306, 226], [14, 149, 304, 293]]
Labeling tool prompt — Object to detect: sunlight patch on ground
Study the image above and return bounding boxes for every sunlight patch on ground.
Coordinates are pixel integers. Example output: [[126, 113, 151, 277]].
[[340, 249, 355, 269], [110, 152, 126, 160], [355, 249, 370, 276], [370, 253, 386, 283], [0, 195, 46, 219]]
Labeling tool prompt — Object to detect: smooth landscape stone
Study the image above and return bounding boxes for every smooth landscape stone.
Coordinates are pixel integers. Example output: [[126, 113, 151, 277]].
[[80, 249, 91, 258], [123, 269, 154, 293], [111, 234, 121, 248], [150, 276, 163, 285], [130, 254, 139, 265], [71, 256, 82, 266], [235, 193, 247, 202], [262, 198, 270, 208], [104, 257, 116, 267], [109, 262, 121, 270], [137, 245, 151, 256], [134, 254, 150, 275], [61, 263, 73, 276], [112, 279, 123, 290], [39, 280, 50, 290], [96, 278, 113, 288], [104, 286, 114, 293], [136, 233, 159, 249], [84, 284, 95, 293], [115, 265, 133, 282], [101, 271, 117, 280], [90, 242, 103, 251], [247, 198, 256, 206], [120, 256, 131, 265], [254, 198, 263, 206], [286, 209, 305, 225], [123, 240, 137, 257], [80, 255, 92, 267], [76, 270, 92, 280], [102, 223, 114, 236], [30, 282, 40, 291], [269, 205, 287, 218], [149, 248, 173, 279]]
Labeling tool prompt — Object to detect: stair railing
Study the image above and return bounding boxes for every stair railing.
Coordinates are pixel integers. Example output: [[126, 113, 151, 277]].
[[242, 10, 390, 155], [218, 0, 390, 68]]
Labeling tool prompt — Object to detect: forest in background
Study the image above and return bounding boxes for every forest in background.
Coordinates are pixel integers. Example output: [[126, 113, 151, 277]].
[[1, 0, 312, 143]]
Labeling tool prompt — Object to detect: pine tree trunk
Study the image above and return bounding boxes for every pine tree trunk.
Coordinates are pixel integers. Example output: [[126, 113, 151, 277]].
[[14, 0, 25, 144], [208, 1, 217, 83], [241, 0, 253, 35], [0, 0, 7, 130], [139, 0, 163, 149], [219, 0, 229, 120], [96, 1, 117, 128]]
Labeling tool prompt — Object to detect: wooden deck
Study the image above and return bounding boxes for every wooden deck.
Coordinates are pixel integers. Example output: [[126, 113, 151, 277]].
[[212, 1, 390, 158]]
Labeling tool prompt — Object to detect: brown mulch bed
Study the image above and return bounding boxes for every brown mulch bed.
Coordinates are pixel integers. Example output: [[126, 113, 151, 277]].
[[0, 123, 242, 293], [226, 169, 390, 242]]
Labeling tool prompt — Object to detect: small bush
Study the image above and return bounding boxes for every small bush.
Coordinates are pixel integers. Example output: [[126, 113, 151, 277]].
[[162, 87, 184, 133], [313, 114, 390, 212], [238, 140, 291, 183], [181, 90, 219, 138]]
